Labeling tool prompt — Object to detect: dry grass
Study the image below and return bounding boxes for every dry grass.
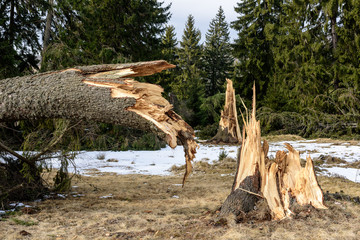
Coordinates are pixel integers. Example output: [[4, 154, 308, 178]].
[[1, 160, 360, 240], [312, 138, 360, 146], [262, 134, 305, 142]]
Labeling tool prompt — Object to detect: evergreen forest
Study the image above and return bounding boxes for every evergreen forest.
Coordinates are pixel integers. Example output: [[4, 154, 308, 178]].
[[1, 0, 360, 152]]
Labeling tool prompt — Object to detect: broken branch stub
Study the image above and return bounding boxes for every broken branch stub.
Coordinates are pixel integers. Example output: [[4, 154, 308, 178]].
[[0, 60, 198, 183], [220, 83, 326, 221]]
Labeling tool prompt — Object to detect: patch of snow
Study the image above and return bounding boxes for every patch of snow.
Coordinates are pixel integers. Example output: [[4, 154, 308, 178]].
[[100, 194, 113, 199], [57, 194, 67, 199], [321, 167, 360, 183], [72, 194, 85, 198], [172, 195, 180, 199], [172, 184, 182, 187], [2, 141, 360, 183], [9, 202, 25, 207]]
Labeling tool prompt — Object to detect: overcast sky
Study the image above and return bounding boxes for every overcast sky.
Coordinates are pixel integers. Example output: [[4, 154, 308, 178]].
[[162, 0, 239, 43]]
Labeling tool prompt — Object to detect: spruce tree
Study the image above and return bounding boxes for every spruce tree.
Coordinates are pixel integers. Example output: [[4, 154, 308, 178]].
[[161, 25, 178, 63], [150, 25, 178, 94], [203, 6, 234, 97], [42, 0, 171, 71], [0, 0, 47, 78], [232, 0, 282, 104], [265, 1, 328, 112], [174, 15, 204, 126]]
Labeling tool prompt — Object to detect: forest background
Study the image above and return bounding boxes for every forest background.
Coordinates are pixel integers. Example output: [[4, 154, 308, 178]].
[[1, 0, 360, 152]]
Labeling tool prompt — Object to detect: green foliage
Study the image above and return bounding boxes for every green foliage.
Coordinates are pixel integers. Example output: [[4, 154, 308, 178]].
[[200, 93, 225, 125], [11, 218, 38, 226], [196, 123, 218, 140], [161, 25, 178, 63], [203, 7, 234, 97], [230, 0, 360, 138], [41, 0, 171, 71], [173, 15, 205, 126], [131, 133, 166, 151], [218, 150, 228, 161], [232, 0, 282, 104], [0, 0, 47, 79], [149, 25, 179, 95], [53, 155, 73, 192]]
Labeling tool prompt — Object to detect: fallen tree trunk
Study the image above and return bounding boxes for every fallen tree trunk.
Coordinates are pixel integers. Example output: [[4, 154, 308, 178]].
[[211, 79, 241, 144], [220, 84, 326, 221], [0, 60, 198, 183]]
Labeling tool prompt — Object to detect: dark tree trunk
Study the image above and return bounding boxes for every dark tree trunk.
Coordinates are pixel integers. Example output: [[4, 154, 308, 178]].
[[42, 0, 54, 60], [0, 60, 198, 183], [9, 0, 15, 45], [331, 16, 339, 89]]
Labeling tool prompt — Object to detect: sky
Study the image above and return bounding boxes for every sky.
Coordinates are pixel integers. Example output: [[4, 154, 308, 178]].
[[162, 0, 239, 43]]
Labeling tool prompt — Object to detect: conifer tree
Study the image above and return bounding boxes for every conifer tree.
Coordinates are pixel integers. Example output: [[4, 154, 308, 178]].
[[174, 15, 204, 126], [151, 25, 178, 94], [232, 0, 282, 104], [265, 1, 331, 112], [42, 0, 171, 71], [203, 6, 234, 97], [0, 0, 47, 78], [161, 25, 178, 63]]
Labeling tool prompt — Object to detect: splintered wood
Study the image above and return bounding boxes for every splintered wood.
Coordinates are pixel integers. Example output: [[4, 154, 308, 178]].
[[230, 84, 326, 220], [211, 79, 242, 144], [82, 61, 199, 184]]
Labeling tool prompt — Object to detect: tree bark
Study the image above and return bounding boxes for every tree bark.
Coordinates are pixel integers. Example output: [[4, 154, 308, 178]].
[[0, 60, 198, 183], [220, 84, 326, 221], [211, 79, 242, 144]]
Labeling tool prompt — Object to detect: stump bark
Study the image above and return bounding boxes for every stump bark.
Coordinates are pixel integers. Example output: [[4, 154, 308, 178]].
[[211, 79, 242, 144], [220, 84, 326, 220], [0, 60, 198, 183]]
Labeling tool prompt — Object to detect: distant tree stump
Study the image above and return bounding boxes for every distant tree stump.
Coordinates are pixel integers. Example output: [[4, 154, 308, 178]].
[[211, 79, 242, 144]]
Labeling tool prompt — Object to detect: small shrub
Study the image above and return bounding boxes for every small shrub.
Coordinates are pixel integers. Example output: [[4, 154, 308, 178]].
[[218, 150, 228, 161], [197, 123, 218, 140], [96, 153, 106, 160]]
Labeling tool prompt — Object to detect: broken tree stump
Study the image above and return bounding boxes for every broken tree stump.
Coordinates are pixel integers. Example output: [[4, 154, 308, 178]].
[[220, 84, 326, 220], [211, 79, 242, 144], [0, 60, 198, 183]]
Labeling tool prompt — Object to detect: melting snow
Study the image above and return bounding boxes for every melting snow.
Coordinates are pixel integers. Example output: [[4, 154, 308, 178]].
[[1, 140, 359, 183]]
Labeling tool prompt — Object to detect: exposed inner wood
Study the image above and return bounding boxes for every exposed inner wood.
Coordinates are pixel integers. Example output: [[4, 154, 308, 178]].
[[81, 61, 198, 184], [222, 84, 326, 220], [211, 79, 242, 144]]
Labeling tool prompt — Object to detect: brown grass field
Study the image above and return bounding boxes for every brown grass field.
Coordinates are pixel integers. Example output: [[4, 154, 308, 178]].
[[1, 150, 360, 239]]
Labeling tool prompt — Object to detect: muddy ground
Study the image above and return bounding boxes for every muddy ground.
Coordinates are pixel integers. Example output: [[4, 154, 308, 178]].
[[1, 155, 360, 240]]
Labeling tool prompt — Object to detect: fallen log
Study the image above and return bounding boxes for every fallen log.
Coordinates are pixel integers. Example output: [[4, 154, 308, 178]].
[[0, 60, 198, 183], [211, 79, 242, 144], [220, 84, 326, 220]]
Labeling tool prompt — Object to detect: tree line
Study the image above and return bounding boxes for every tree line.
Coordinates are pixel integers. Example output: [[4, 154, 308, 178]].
[[1, 0, 360, 150]]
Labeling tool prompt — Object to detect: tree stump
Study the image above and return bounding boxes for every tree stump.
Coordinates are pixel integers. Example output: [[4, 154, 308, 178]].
[[220, 84, 326, 220], [211, 79, 242, 144]]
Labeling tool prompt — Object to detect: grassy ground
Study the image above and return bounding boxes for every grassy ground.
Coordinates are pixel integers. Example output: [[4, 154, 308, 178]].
[[1, 156, 360, 240]]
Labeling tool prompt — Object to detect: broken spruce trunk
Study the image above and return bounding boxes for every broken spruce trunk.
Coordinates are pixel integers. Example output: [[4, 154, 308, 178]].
[[0, 60, 198, 183], [211, 79, 242, 144], [220, 86, 327, 220]]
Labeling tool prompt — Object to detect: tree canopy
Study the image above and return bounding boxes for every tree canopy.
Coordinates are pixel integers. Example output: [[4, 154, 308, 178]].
[[1, 0, 360, 140]]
